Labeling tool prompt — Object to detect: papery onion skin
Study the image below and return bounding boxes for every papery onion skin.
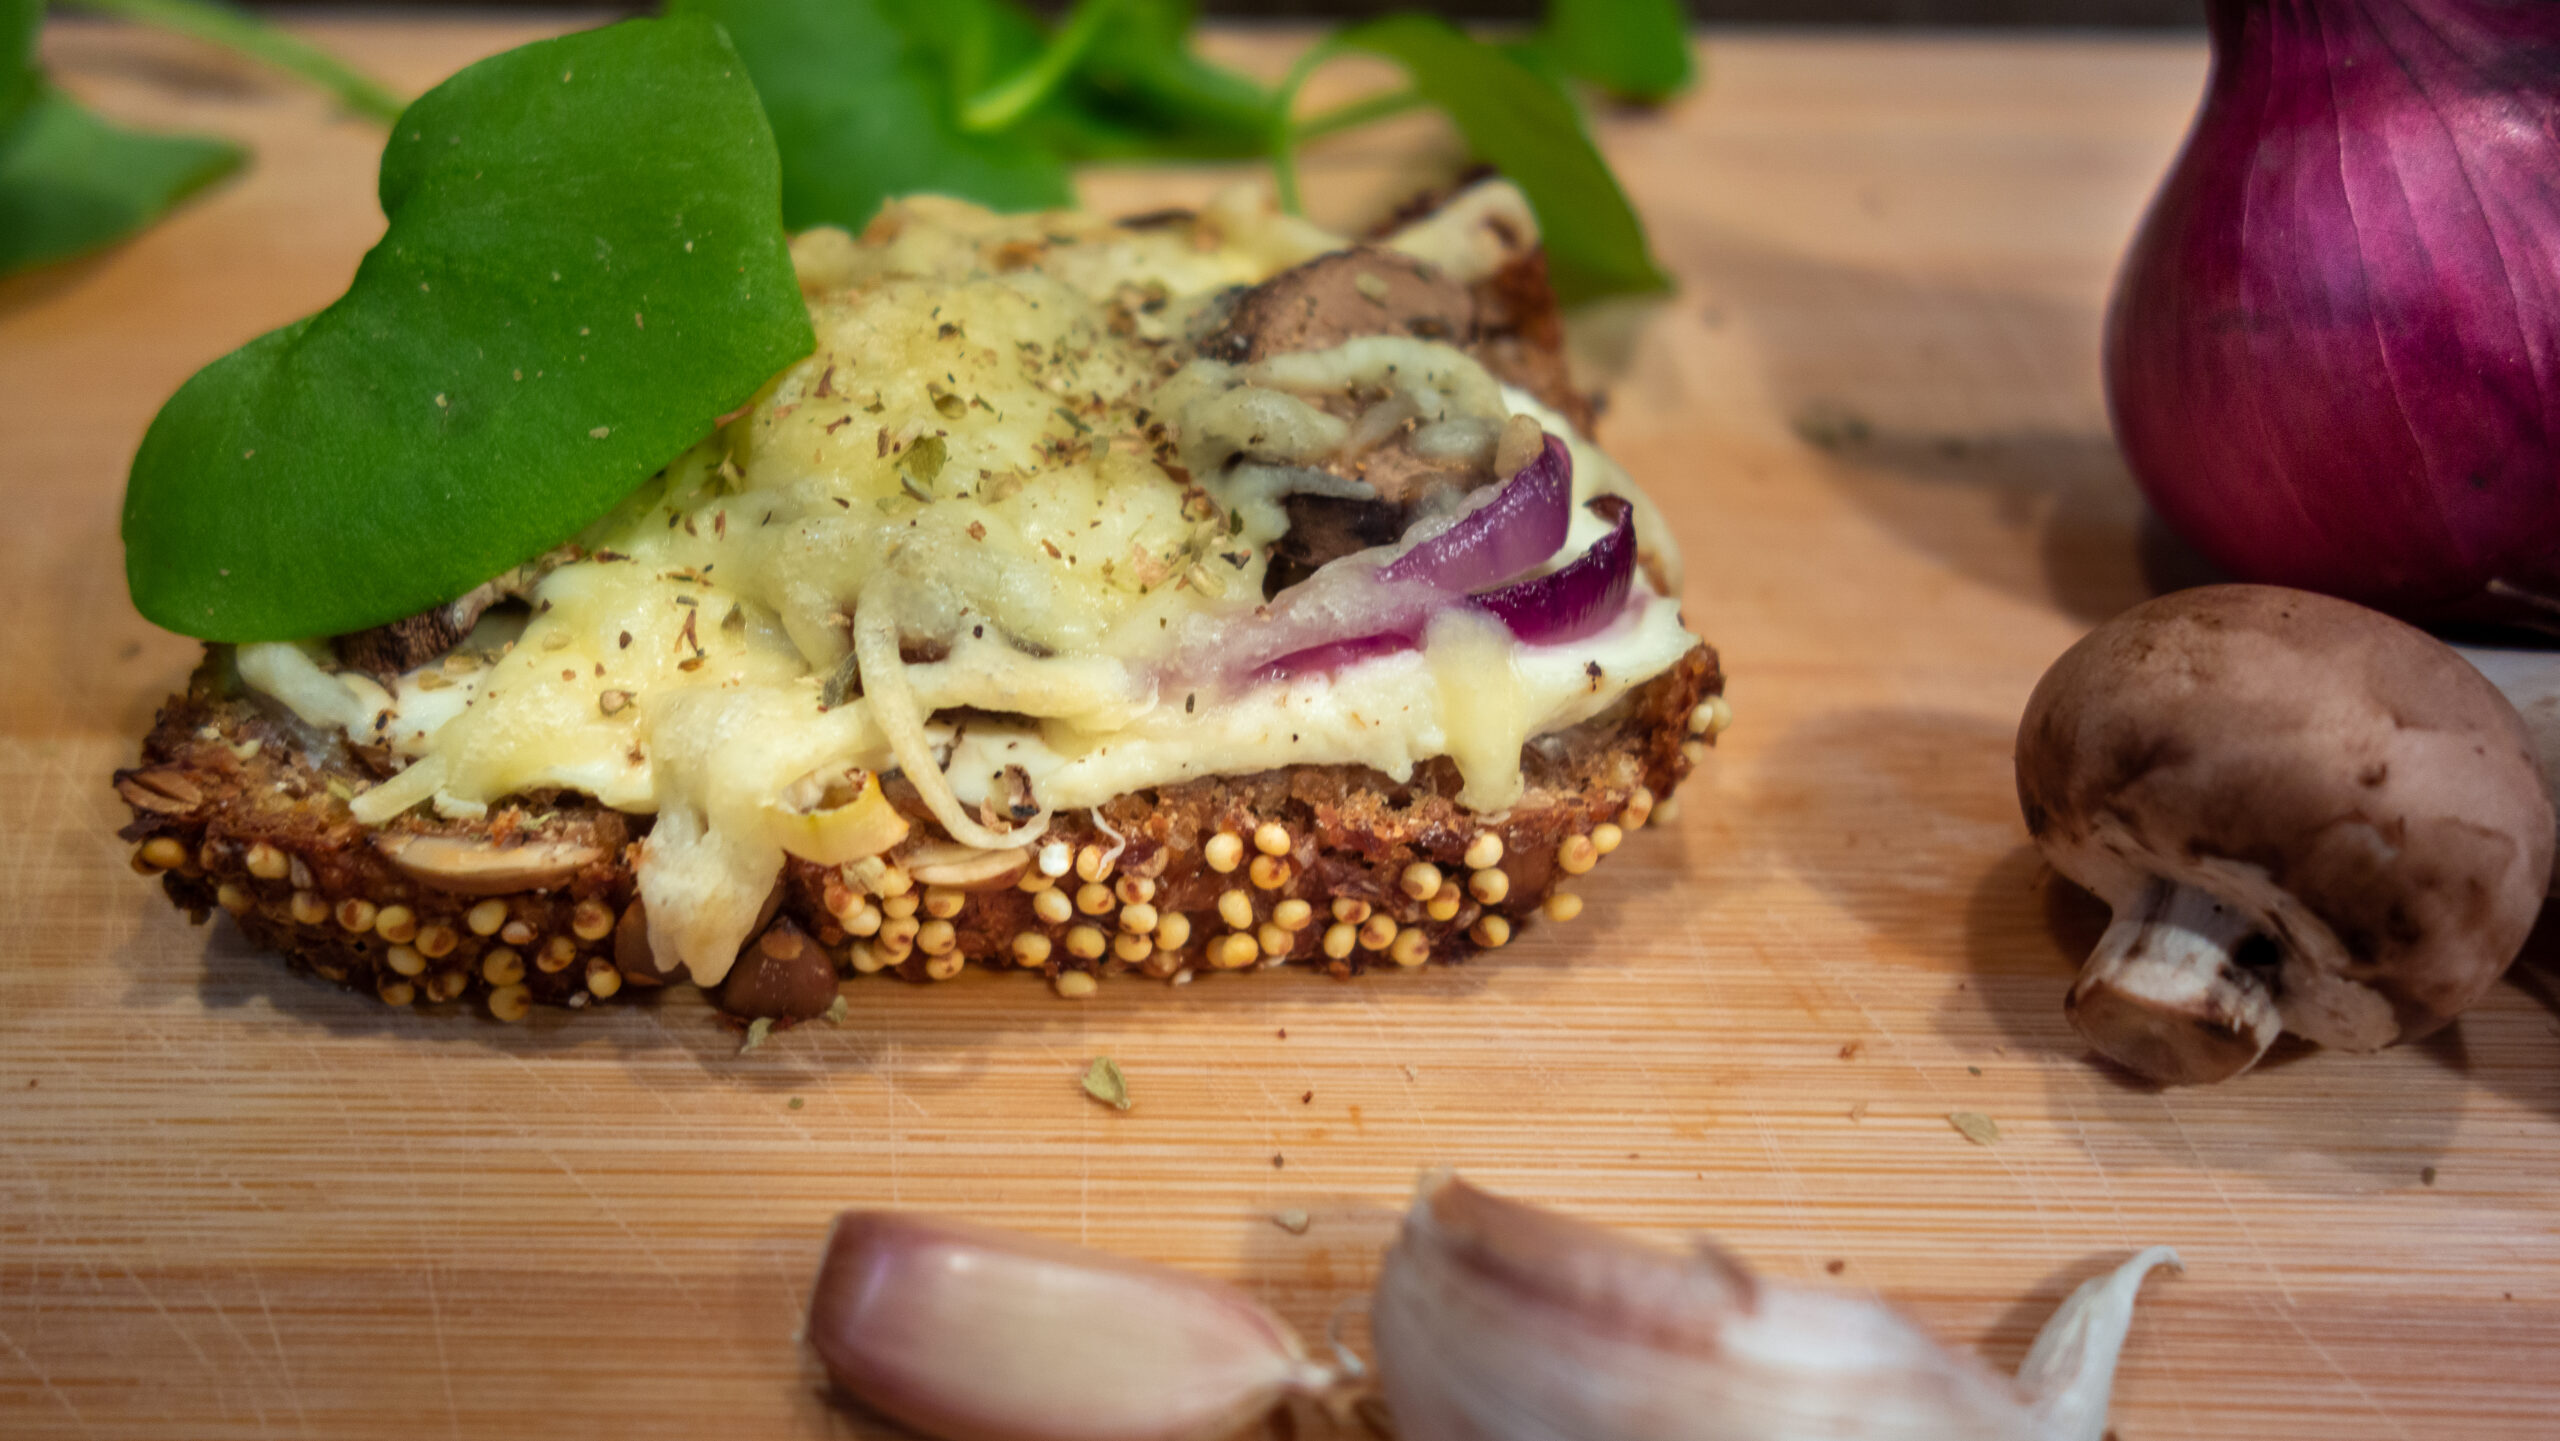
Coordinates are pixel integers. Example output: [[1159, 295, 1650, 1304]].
[[2104, 0, 2560, 627]]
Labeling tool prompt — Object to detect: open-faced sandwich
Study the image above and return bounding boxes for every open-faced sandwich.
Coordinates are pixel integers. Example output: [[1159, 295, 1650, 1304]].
[[115, 181, 1724, 1021]]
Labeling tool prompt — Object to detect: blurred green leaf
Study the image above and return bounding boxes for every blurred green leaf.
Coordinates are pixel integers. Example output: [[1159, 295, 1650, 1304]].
[[1533, 0, 1693, 103], [671, 0, 1071, 233], [58, 0, 405, 123], [959, 0, 1122, 133], [122, 17, 813, 640], [1330, 15, 1668, 303], [0, 86, 240, 274], [3, 0, 39, 145], [1045, 0, 1269, 160]]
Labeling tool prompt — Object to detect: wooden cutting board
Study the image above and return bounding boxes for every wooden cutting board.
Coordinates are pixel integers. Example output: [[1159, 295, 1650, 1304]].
[[6, 18, 2555, 1439]]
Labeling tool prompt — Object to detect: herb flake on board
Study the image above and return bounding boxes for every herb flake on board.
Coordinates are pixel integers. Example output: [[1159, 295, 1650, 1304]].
[[1947, 1111, 2000, 1146], [1082, 1055, 1131, 1110]]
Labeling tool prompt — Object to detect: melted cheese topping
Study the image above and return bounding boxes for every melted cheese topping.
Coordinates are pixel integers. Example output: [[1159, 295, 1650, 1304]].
[[243, 186, 1704, 984]]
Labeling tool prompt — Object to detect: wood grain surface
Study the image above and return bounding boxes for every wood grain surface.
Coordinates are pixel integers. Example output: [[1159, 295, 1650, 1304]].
[[6, 17, 2557, 1440]]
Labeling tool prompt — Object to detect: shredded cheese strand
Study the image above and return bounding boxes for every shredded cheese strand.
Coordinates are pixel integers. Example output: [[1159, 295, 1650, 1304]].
[[853, 580, 1051, 851], [1089, 807, 1128, 872], [349, 752, 448, 825]]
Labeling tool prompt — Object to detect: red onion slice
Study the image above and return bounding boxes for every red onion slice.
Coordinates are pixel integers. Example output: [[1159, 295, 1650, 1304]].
[[1173, 438, 1644, 690], [1212, 570, 1442, 686], [1378, 434, 1574, 591], [1257, 632, 1418, 682], [1246, 497, 1639, 682], [1180, 440, 1570, 688], [1471, 496, 1635, 645]]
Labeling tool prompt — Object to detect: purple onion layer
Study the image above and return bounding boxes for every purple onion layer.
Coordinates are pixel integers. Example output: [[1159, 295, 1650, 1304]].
[[2104, 0, 2560, 626]]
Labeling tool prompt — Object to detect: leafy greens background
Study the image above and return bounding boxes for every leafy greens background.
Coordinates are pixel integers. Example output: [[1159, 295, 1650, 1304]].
[[680, 0, 1678, 302], [103, 0, 1696, 638], [0, 0, 246, 273], [669, 0, 1076, 232]]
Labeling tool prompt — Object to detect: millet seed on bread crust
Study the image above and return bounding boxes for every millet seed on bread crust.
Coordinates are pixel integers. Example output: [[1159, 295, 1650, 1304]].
[[116, 644, 1722, 1019]]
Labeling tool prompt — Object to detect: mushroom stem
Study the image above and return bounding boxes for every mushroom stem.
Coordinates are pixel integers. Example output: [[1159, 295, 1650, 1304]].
[[2066, 880, 2282, 1085]]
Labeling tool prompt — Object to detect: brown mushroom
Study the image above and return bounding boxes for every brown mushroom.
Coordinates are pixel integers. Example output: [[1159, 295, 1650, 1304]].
[[373, 833, 603, 895], [721, 917, 840, 1021], [2450, 642, 2560, 893], [620, 879, 786, 990], [2014, 585, 2552, 1085], [902, 842, 1032, 891], [613, 898, 682, 987]]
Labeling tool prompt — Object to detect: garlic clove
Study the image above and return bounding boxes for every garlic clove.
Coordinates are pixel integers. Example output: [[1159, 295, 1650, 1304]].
[[806, 1211, 1343, 1441], [2017, 1246, 2183, 1441], [1374, 1172, 2176, 1441]]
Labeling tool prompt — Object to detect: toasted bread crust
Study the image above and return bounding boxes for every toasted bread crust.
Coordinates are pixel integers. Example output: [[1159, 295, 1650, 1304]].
[[117, 645, 1721, 1018]]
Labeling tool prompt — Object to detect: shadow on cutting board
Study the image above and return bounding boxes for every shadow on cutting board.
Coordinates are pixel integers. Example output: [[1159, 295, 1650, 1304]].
[[1968, 846, 2560, 1129], [1747, 703, 2470, 1178], [1749, 704, 2028, 973], [1954, 844, 2491, 1181], [1676, 221, 2229, 626], [2453, 914, 2560, 1123]]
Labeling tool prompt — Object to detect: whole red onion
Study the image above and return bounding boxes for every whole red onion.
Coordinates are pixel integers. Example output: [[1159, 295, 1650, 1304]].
[[2105, 0, 2560, 628]]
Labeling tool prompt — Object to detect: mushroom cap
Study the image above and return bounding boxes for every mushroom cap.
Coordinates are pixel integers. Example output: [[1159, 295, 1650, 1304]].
[[2016, 585, 2552, 1050]]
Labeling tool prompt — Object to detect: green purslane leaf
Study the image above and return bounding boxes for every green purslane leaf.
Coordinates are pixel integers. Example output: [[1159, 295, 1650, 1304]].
[[57, 0, 406, 125], [890, 0, 1265, 161], [1037, 0, 1269, 161], [2, 0, 247, 278], [884, 0, 1029, 103], [121, 16, 815, 641], [958, 0, 1122, 133], [1533, 0, 1694, 104], [3, 0, 40, 145], [1321, 15, 1669, 305], [670, 0, 1071, 235], [0, 86, 241, 275]]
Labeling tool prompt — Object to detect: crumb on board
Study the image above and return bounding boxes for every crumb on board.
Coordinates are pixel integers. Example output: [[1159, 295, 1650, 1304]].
[[1948, 1111, 1999, 1146]]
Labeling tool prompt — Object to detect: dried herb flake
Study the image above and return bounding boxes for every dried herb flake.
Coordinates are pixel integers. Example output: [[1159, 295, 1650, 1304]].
[[1081, 1055, 1131, 1110], [902, 433, 947, 491], [1947, 1111, 2000, 1146]]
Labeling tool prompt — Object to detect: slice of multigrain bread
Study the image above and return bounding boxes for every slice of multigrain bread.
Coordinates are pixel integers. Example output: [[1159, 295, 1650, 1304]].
[[114, 220, 1726, 1023], [116, 647, 1720, 1019]]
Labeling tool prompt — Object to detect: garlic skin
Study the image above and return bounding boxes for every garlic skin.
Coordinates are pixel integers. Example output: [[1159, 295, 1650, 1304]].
[[806, 1211, 1344, 1441], [1373, 1173, 2177, 1441], [2016, 1240, 2184, 1441]]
